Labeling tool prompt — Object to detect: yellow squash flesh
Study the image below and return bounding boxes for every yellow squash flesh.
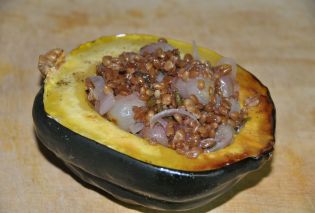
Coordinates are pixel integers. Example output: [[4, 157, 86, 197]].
[[44, 34, 274, 171]]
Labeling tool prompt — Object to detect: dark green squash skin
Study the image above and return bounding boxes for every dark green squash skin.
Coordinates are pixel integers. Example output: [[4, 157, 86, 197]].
[[33, 88, 273, 211]]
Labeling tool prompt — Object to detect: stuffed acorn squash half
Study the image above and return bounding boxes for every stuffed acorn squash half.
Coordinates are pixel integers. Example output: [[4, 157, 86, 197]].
[[33, 34, 275, 211]]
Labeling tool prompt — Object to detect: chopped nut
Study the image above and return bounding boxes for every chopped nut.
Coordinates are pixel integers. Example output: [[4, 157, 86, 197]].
[[38, 48, 65, 77]]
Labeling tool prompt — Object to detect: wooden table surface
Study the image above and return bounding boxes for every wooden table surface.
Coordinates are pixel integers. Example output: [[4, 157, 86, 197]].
[[1, 0, 315, 212]]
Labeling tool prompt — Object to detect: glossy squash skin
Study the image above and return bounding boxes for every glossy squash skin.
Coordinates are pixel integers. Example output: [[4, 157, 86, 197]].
[[33, 34, 275, 211]]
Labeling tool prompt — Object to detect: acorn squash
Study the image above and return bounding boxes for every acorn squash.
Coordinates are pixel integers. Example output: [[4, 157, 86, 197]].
[[33, 34, 275, 211]]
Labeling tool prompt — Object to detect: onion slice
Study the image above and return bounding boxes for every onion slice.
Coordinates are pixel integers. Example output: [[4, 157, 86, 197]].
[[174, 78, 214, 105], [129, 122, 145, 134], [107, 93, 145, 131], [192, 40, 200, 60], [229, 98, 240, 113], [98, 92, 115, 115], [199, 138, 216, 149], [156, 118, 168, 129], [217, 57, 237, 80], [217, 57, 238, 98], [215, 95, 221, 108], [150, 108, 198, 127], [141, 125, 168, 146], [156, 72, 164, 82], [88, 76, 105, 100], [220, 75, 234, 98], [140, 42, 174, 55], [206, 124, 234, 152]]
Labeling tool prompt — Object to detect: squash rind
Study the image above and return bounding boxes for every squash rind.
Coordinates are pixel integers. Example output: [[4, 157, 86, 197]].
[[33, 89, 271, 210]]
